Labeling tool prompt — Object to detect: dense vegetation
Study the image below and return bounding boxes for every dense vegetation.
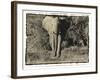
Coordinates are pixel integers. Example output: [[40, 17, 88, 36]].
[[26, 14, 89, 53]]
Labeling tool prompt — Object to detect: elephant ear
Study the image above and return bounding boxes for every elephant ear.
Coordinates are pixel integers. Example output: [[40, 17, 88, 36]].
[[42, 16, 58, 34]]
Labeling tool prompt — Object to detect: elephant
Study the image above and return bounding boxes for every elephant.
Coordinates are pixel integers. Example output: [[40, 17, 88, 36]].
[[42, 15, 66, 58]]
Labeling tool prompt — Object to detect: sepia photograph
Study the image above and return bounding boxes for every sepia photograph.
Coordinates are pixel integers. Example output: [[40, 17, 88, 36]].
[[11, 1, 97, 78], [25, 14, 89, 65]]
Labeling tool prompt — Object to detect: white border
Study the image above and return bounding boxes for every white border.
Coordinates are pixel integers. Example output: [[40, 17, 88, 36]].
[[17, 3, 96, 76]]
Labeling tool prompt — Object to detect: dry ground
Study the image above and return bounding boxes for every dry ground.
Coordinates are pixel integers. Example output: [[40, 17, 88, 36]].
[[26, 47, 89, 65]]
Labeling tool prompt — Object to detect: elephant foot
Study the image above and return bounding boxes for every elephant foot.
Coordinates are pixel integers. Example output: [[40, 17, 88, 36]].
[[50, 51, 61, 59], [50, 54, 60, 59]]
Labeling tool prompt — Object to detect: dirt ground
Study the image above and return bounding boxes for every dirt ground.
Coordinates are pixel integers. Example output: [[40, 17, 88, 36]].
[[26, 47, 89, 65]]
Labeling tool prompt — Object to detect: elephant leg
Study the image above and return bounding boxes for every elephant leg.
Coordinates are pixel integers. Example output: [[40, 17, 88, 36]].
[[56, 34, 62, 57], [49, 33, 57, 57]]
